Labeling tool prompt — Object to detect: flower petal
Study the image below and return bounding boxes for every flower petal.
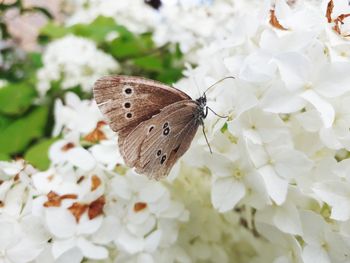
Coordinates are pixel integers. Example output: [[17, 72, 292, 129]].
[[258, 165, 288, 205], [301, 90, 334, 128], [211, 177, 245, 212], [77, 237, 108, 259], [302, 245, 330, 263]]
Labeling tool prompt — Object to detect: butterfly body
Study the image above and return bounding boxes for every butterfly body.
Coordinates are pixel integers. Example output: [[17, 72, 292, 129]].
[[94, 75, 208, 180]]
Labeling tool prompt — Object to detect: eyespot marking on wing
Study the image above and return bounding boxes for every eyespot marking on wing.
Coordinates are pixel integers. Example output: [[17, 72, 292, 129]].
[[160, 155, 167, 164], [163, 127, 170, 135], [157, 150, 162, 156], [148, 125, 155, 133], [124, 102, 131, 109], [123, 85, 133, 96], [126, 112, 133, 119], [163, 122, 169, 129]]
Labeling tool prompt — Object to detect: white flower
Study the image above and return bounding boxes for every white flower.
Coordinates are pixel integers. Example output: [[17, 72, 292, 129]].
[[47, 209, 108, 261], [0, 160, 24, 180], [209, 150, 269, 212], [228, 108, 313, 205], [275, 52, 350, 127], [31, 166, 109, 261], [256, 222, 303, 263], [65, 0, 159, 34], [255, 195, 303, 235], [37, 35, 119, 95], [52, 92, 104, 136], [0, 215, 48, 263], [0, 79, 7, 88], [319, 96, 350, 150], [90, 140, 124, 170], [300, 210, 350, 263], [49, 138, 97, 172], [312, 158, 350, 221], [106, 171, 189, 255]]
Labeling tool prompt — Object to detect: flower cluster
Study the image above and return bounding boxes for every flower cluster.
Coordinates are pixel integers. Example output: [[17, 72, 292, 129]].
[[63, 0, 159, 33], [63, 0, 237, 59], [37, 35, 119, 95], [2, 0, 350, 262]]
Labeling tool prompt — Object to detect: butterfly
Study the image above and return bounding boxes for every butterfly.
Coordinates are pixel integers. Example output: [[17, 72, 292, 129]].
[[93, 75, 233, 180]]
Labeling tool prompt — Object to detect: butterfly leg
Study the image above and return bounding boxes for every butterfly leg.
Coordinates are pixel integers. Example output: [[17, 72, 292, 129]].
[[207, 106, 228, 119], [202, 124, 213, 154]]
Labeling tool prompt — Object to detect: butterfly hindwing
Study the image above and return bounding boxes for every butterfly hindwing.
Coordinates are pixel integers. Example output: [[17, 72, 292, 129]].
[[119, 100, 200, 179], [93, 76, 191, 133]]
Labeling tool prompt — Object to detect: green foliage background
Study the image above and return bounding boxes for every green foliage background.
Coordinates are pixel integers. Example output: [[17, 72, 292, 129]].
[[0, 4, 185, 170]]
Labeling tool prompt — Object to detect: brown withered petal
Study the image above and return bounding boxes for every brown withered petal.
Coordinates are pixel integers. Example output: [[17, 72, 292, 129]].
[[47, 175, 54, 182], [134, 202, 147, 212], [60, 194, 78, 200], [326, 0, 334, 23], [335, 14, 350, 24], [68, 202, 89, 222], [91, 175, 101, 191], [269, 9, 288, 31], [61, 142, 75, 152], [333, 23, 341, 34], [77, 176, 85, 184], [44, 191, 62, 207], [97, 120, 107, 128], [43, 191, 78, 207], [84, 121, 107, 143], [333, 13, 350, 36], [13, 174, 20, 181], [88, 196, 105, 220]]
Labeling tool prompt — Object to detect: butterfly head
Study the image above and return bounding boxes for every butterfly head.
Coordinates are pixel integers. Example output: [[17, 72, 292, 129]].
[[196, 94, 207, 108], [195, 94, 208, 123]]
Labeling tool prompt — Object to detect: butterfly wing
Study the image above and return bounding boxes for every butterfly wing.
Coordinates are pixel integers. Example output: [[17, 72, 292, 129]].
[[119, 100, 201, 180], [93, 75, 191, 135]]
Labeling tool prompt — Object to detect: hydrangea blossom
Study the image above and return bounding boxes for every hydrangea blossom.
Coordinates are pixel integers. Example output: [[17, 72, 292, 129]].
[[2, 0, 350, 262], [63, 0, 159, 33], [37, 35, 119, 95], [63, 0, 238, 59]]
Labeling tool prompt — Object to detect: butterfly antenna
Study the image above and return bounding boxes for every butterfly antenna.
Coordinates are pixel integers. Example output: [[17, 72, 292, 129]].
[[191, 73, 202, 98], [203, 76, 235, 95], [202, 125, 213, 154]]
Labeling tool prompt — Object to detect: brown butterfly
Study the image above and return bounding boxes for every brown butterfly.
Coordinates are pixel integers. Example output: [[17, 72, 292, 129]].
[[93, 75, 233, 180]]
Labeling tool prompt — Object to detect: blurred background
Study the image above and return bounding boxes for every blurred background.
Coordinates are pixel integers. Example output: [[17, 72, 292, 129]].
[[0, 0, 190, 169]]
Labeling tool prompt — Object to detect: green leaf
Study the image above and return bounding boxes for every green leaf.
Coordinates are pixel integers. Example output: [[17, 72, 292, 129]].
[[221, 123, 228, 133], [0, 153, 10, 161], [0, 115, 13, 132], [40, 16, 122, 44], [40, 23, 69, 40], [133, 55, 163, 72], [157, 68, 183, 84], [25, 138, 57, 170], [0, 106, 49, 155], [0, 83, 37, 115], [28, 52, 43, 69], [108, 37, 145, 59], [71, 16, 117, 43], [107, 32, 154, 59]]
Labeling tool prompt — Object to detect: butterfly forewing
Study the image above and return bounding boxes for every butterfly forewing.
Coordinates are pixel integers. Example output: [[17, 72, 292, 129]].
[[93, 76, 191, 133], [119, 100, 200, 180]]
